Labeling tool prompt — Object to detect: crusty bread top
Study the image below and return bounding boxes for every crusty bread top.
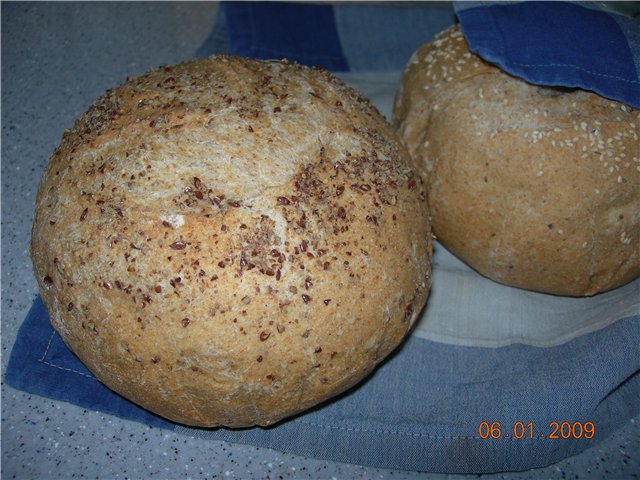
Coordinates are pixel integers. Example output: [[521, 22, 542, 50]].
[[31, 56, 432, 426], [395, 25, 640, 171]]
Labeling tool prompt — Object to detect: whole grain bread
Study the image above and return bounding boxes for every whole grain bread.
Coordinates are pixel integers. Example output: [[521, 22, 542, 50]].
[[393, 25, 639, 296], [31, 56, 432, 427]]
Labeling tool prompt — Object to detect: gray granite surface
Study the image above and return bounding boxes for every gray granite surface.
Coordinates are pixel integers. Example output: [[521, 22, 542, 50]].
[[2, 2, 638, 479]]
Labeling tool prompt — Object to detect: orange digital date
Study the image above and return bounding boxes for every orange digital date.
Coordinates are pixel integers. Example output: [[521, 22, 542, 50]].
[[478, 421, 595, 439]]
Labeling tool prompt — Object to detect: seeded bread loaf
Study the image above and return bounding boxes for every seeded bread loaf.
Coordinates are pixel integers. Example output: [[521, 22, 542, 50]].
[[393, 25, 639, 296], [31, 56, 432, 427]]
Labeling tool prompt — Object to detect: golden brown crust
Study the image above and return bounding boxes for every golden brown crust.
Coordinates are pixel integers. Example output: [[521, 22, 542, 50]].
[[393, 25, 640, 296], [31, 56, 432, 427]]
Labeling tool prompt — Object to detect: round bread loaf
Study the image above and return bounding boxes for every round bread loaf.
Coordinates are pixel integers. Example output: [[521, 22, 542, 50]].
[[393, 25, 639, 296], [31, 56, 432, 427]]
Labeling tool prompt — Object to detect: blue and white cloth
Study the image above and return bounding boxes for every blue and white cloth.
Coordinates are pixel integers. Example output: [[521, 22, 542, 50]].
[[197, 1, 640, 107], [196, 1, 456, 72], [6, 290, 640, 473], [6, 1, 640, 473]]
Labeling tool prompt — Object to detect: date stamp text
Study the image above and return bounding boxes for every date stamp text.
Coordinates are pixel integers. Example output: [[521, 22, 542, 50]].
[[478, 421, 595, 440]]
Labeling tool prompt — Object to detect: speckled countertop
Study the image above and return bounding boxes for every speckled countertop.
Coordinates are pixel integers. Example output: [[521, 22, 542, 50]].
[[2, 3, 638, 479]]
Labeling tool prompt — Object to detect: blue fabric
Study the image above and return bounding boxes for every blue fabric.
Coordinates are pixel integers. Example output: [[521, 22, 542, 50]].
[[455, 1, 640, 108], [6, 296, 640, 473], [221, 2, 348, 71], [206, 1, 454, 71]]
